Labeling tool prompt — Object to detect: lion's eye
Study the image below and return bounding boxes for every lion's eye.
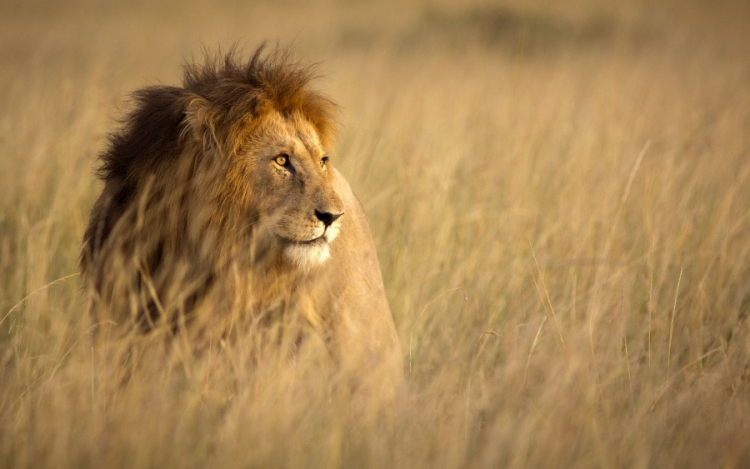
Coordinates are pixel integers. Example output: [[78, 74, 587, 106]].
[[320, 156, 329, 168], [274, 154, 289, 166]]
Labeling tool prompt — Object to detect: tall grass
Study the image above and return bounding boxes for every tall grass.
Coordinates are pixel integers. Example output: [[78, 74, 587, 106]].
[[1, 0, 749, 467]]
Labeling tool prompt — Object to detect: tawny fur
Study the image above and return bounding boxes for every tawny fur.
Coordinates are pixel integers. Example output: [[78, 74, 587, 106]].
[[81, 46, 402, 385]]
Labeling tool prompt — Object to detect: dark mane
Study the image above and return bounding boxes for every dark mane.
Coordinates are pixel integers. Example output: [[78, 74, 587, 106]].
[[99, 44, 337, 185], [98, 86, 187, 183], [183, 46, 338, 148]]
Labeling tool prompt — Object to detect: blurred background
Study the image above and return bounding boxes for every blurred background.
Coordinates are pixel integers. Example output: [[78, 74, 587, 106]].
[[1, 0, 749, 467]]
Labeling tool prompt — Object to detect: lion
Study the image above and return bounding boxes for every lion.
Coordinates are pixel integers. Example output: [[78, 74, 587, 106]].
[[81, 46, 402, 386]]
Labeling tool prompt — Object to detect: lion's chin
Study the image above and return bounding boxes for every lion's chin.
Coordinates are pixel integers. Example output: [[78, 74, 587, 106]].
[[283, 240, 331, 271]]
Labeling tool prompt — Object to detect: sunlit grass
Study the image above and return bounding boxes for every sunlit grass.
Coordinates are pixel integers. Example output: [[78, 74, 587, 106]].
[[1, 0, 749, 467]]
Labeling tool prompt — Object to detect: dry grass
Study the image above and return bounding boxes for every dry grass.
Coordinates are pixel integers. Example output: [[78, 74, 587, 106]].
[[2, 0, 750, 467]]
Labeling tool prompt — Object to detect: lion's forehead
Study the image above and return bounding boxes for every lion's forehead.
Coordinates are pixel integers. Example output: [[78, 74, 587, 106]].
[[249, 111, 324, 159], [290, 134, 324, 160], [290, 114, 323, 151]]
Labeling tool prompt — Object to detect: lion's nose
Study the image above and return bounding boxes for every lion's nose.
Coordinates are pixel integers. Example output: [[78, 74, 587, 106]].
[[315, 209, 344, 227]]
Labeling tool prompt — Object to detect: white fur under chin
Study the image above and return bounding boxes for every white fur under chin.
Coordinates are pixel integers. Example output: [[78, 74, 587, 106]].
[[281, 219, 340, 271], [283, 242, 331, 271]]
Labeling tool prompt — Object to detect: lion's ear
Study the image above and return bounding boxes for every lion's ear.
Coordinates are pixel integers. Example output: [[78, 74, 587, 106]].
[[184, 97, 219, 152]]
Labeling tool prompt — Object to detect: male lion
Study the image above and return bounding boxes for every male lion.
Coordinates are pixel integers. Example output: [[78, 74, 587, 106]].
[[81, 46, 401, 385]]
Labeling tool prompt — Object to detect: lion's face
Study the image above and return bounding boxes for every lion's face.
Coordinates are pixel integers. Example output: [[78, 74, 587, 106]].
[[239, 111, 344, 270]]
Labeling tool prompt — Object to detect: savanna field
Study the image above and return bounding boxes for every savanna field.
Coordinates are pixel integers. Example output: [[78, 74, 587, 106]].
[[1, 0, 750, 467]]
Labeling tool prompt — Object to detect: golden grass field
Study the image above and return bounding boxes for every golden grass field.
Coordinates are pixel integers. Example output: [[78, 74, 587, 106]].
[[2, 0, 750, 467]]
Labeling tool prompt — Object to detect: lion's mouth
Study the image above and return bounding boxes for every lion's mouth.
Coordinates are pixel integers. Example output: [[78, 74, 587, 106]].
[[283, 235, 326, 246], [283, 226, 339, 246], [298, 236, 326, 245]]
